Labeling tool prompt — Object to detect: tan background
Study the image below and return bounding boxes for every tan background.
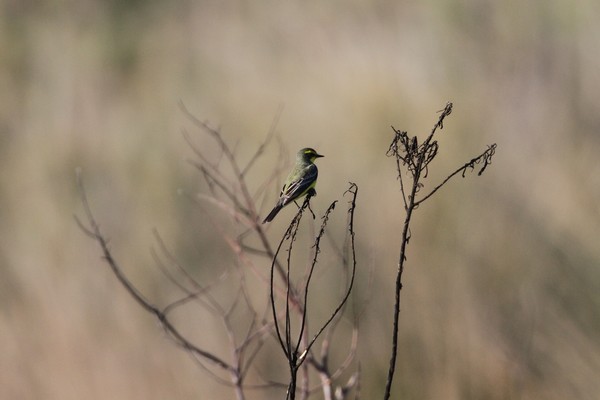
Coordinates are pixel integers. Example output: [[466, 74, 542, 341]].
[[1, 1, 599, 399]]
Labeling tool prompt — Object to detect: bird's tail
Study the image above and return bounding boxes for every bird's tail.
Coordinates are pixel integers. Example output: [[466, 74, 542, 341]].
[[262, 204, 283, 224]]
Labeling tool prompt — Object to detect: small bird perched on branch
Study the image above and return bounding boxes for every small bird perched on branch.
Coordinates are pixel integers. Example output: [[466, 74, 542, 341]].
[[262, 147, 324, 223]]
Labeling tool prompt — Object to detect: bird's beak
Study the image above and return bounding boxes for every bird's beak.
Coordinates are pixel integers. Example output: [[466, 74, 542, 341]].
[[315, 153, 324, 158]]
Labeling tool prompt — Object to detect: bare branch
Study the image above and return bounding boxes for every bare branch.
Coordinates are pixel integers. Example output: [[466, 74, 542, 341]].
[[79, 104, 365, 399], [416, 143, 497, 206], [75, 170, 236, 374]]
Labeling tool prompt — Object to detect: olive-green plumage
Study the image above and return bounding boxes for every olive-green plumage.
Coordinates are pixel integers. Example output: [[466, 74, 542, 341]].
[[262, 147, 324, 223]]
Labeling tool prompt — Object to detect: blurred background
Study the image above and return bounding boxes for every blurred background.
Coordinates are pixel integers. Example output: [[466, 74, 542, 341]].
[[1, 0, 600, 399]]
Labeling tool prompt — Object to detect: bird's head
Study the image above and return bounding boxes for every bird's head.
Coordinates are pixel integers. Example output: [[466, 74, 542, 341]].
[[297, 147, 324, 163]]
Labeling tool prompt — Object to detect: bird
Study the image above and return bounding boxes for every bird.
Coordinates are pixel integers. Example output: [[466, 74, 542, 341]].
[[262, 147, 324, 223]]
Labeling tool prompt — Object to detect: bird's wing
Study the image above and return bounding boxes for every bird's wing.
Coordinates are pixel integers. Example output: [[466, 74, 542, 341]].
[[280, 164, 318, 206]]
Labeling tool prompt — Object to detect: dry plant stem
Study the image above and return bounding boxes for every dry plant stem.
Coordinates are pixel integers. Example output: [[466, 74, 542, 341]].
[[270, 184, 359, 400], [382, 103, 496, 400], [78, 104, 362, 399], [182, 104, 360, 398], [307, 196, 366, 399], [270, 195, 311, 359]]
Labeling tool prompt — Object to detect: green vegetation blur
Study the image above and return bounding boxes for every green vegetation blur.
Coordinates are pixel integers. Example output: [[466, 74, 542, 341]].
[[1, 1, 599, 399]]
